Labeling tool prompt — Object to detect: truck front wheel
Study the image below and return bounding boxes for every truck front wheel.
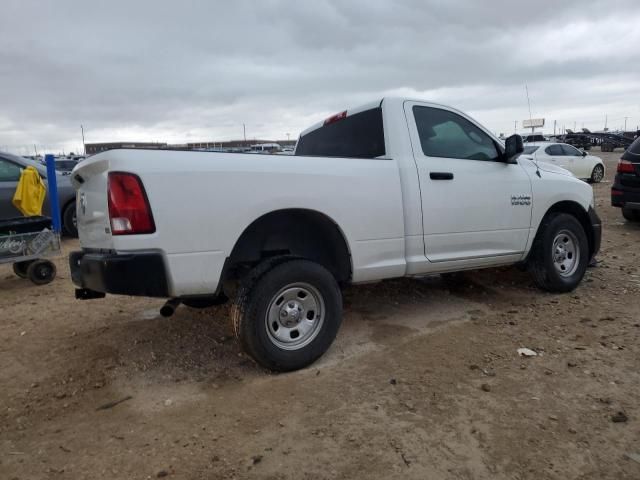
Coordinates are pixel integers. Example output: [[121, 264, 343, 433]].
[[231, 258, 342, 371], [529, 213, 589, 293]]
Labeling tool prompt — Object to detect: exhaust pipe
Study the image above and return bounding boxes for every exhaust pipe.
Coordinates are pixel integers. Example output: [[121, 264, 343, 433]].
[[160, 298, 181, 317]]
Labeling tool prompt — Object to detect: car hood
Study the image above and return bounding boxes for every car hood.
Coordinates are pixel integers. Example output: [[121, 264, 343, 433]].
[[521, 157, 575, 177]]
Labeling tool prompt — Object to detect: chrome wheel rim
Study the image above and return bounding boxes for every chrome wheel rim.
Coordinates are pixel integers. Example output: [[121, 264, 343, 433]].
[[552, 230, 580, 277], [265, 283, 325, 350], [592, 165, 604, 182]]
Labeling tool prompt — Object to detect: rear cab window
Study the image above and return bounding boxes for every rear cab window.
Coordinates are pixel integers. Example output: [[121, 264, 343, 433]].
[[295, 107, 385, 158]]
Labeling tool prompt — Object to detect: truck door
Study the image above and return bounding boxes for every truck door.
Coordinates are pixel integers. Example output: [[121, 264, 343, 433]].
[[404, 102, 533, 263]]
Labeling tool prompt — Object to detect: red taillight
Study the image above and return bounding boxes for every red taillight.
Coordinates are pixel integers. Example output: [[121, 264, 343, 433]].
[[617, 160, 635, 174], [323, 110, 347, 126], [107, 172, 155, 235]]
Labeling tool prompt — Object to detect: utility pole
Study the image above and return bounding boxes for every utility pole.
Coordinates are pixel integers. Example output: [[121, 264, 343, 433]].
[[34, 144, 38, 157], [81, 124, 86, 155], [243, 123, 247, 145], [553, 120, 556, 136], [286, 132, 290, 142], [604, 115, 608, 131], [624, 117, 629, 131], [514, 120, 517, 133]]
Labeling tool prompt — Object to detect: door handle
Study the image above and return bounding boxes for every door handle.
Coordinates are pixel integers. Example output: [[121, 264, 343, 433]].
[[430, 172, 454, 180]]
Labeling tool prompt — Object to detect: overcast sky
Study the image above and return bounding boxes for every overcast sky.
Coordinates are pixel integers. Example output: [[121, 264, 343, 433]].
[[1, 0, 639, 155]]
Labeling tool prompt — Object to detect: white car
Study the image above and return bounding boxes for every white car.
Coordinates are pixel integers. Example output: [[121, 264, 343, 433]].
[[522, 142, 605, 183], [70, 98, 602, 371]]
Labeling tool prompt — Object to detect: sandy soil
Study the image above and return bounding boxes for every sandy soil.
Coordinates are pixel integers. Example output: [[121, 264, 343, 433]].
[[1, 150, 639, 480]]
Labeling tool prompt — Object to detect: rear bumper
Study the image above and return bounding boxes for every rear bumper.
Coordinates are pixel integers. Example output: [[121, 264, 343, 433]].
[[69, 250, 170, 297], [611, 176, 640, 208]]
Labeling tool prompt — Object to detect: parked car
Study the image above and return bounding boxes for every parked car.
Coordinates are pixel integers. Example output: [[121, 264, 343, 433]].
[[521, 142, 605, 183], [611, 136, 640, 221], [0, 151, 78, 236], [69, 97, 601, 371], [53, 158, 80, 174], [522, 133, 547, 143]]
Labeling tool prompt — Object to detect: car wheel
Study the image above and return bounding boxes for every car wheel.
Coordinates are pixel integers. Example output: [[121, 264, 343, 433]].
[[232, 258, 342, 372], [622, 208, 640, 222], [63, 202, 78, 237], [589, 164, 604, 183], [27, 260, 57, 285], [13, 260, 35, 279], [529, 213, 589, 293]]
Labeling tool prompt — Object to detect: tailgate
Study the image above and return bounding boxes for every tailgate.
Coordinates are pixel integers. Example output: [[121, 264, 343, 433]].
[[71, 156, 114, 250]]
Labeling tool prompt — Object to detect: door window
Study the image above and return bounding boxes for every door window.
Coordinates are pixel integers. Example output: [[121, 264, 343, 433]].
[[413, 106, 499, 161], [561, 144, 582, 156], [545, 145, 564, 156], [0, 158, 22, 181]]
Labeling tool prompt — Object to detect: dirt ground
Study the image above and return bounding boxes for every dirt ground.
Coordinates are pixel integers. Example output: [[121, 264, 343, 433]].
[[1, 150, 639, 480]]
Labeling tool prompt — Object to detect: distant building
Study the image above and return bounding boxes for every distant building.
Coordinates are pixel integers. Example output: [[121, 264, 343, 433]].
[[85, 139, 297, 155], [185, 139, 297, 150], [85, 142, 167, 155]]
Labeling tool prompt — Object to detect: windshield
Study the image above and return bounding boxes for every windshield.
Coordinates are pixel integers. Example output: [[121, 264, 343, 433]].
[[523, 146, 539, 154]]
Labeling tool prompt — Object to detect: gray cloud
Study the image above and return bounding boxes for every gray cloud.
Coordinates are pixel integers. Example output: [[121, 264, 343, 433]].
[[1, 0, 639, 154]]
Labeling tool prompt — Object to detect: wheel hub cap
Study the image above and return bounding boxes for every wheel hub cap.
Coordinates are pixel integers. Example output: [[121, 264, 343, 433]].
[[266, 283, 325, 351], [280, 300, 303, 327], [552, 230, 580, 277]]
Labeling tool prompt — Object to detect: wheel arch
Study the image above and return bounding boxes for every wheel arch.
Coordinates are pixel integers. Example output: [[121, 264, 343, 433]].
[[224, 208, 353, 286], [530, 200, 596, 260]]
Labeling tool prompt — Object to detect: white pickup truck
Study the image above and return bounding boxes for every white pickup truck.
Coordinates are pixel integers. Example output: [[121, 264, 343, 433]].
[[70, 97, 601, 371]]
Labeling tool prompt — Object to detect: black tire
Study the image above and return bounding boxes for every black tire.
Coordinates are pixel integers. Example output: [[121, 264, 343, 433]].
[[622, 208, 640, 222], [13, 260, 34, 279], [528, 213, 589, 293], [27, 260, 57, 285], [232, 258, 342, 372], [590, 164, 605, 183], [63, 202, 78, 238]]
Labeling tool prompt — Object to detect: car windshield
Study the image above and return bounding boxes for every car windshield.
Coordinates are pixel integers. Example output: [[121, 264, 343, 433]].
[[55, 160, 77, 171], [523, 146, 539, 154]]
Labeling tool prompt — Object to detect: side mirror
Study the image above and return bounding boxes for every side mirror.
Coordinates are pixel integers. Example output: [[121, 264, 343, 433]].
[[581, 150, 587, 157], [504, 134, 523, 164]]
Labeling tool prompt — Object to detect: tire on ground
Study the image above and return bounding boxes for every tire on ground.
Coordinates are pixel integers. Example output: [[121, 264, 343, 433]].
[[528, 212, 589, 293], [231, 257, 342, 372], [27, 260, 57, 285], [13, 260, 34, 279], [590, 164, 604, 183], [63, 202, 78, 238], [622, 208, 640, 222]]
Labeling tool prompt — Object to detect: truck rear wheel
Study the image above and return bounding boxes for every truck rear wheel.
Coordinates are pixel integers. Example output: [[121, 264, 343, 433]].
[[528, 213, 588, 293], [231, 258, 342, 371]]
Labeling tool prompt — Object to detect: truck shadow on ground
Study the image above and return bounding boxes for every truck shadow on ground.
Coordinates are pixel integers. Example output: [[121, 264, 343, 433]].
[[57, 266, 535, 394]]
